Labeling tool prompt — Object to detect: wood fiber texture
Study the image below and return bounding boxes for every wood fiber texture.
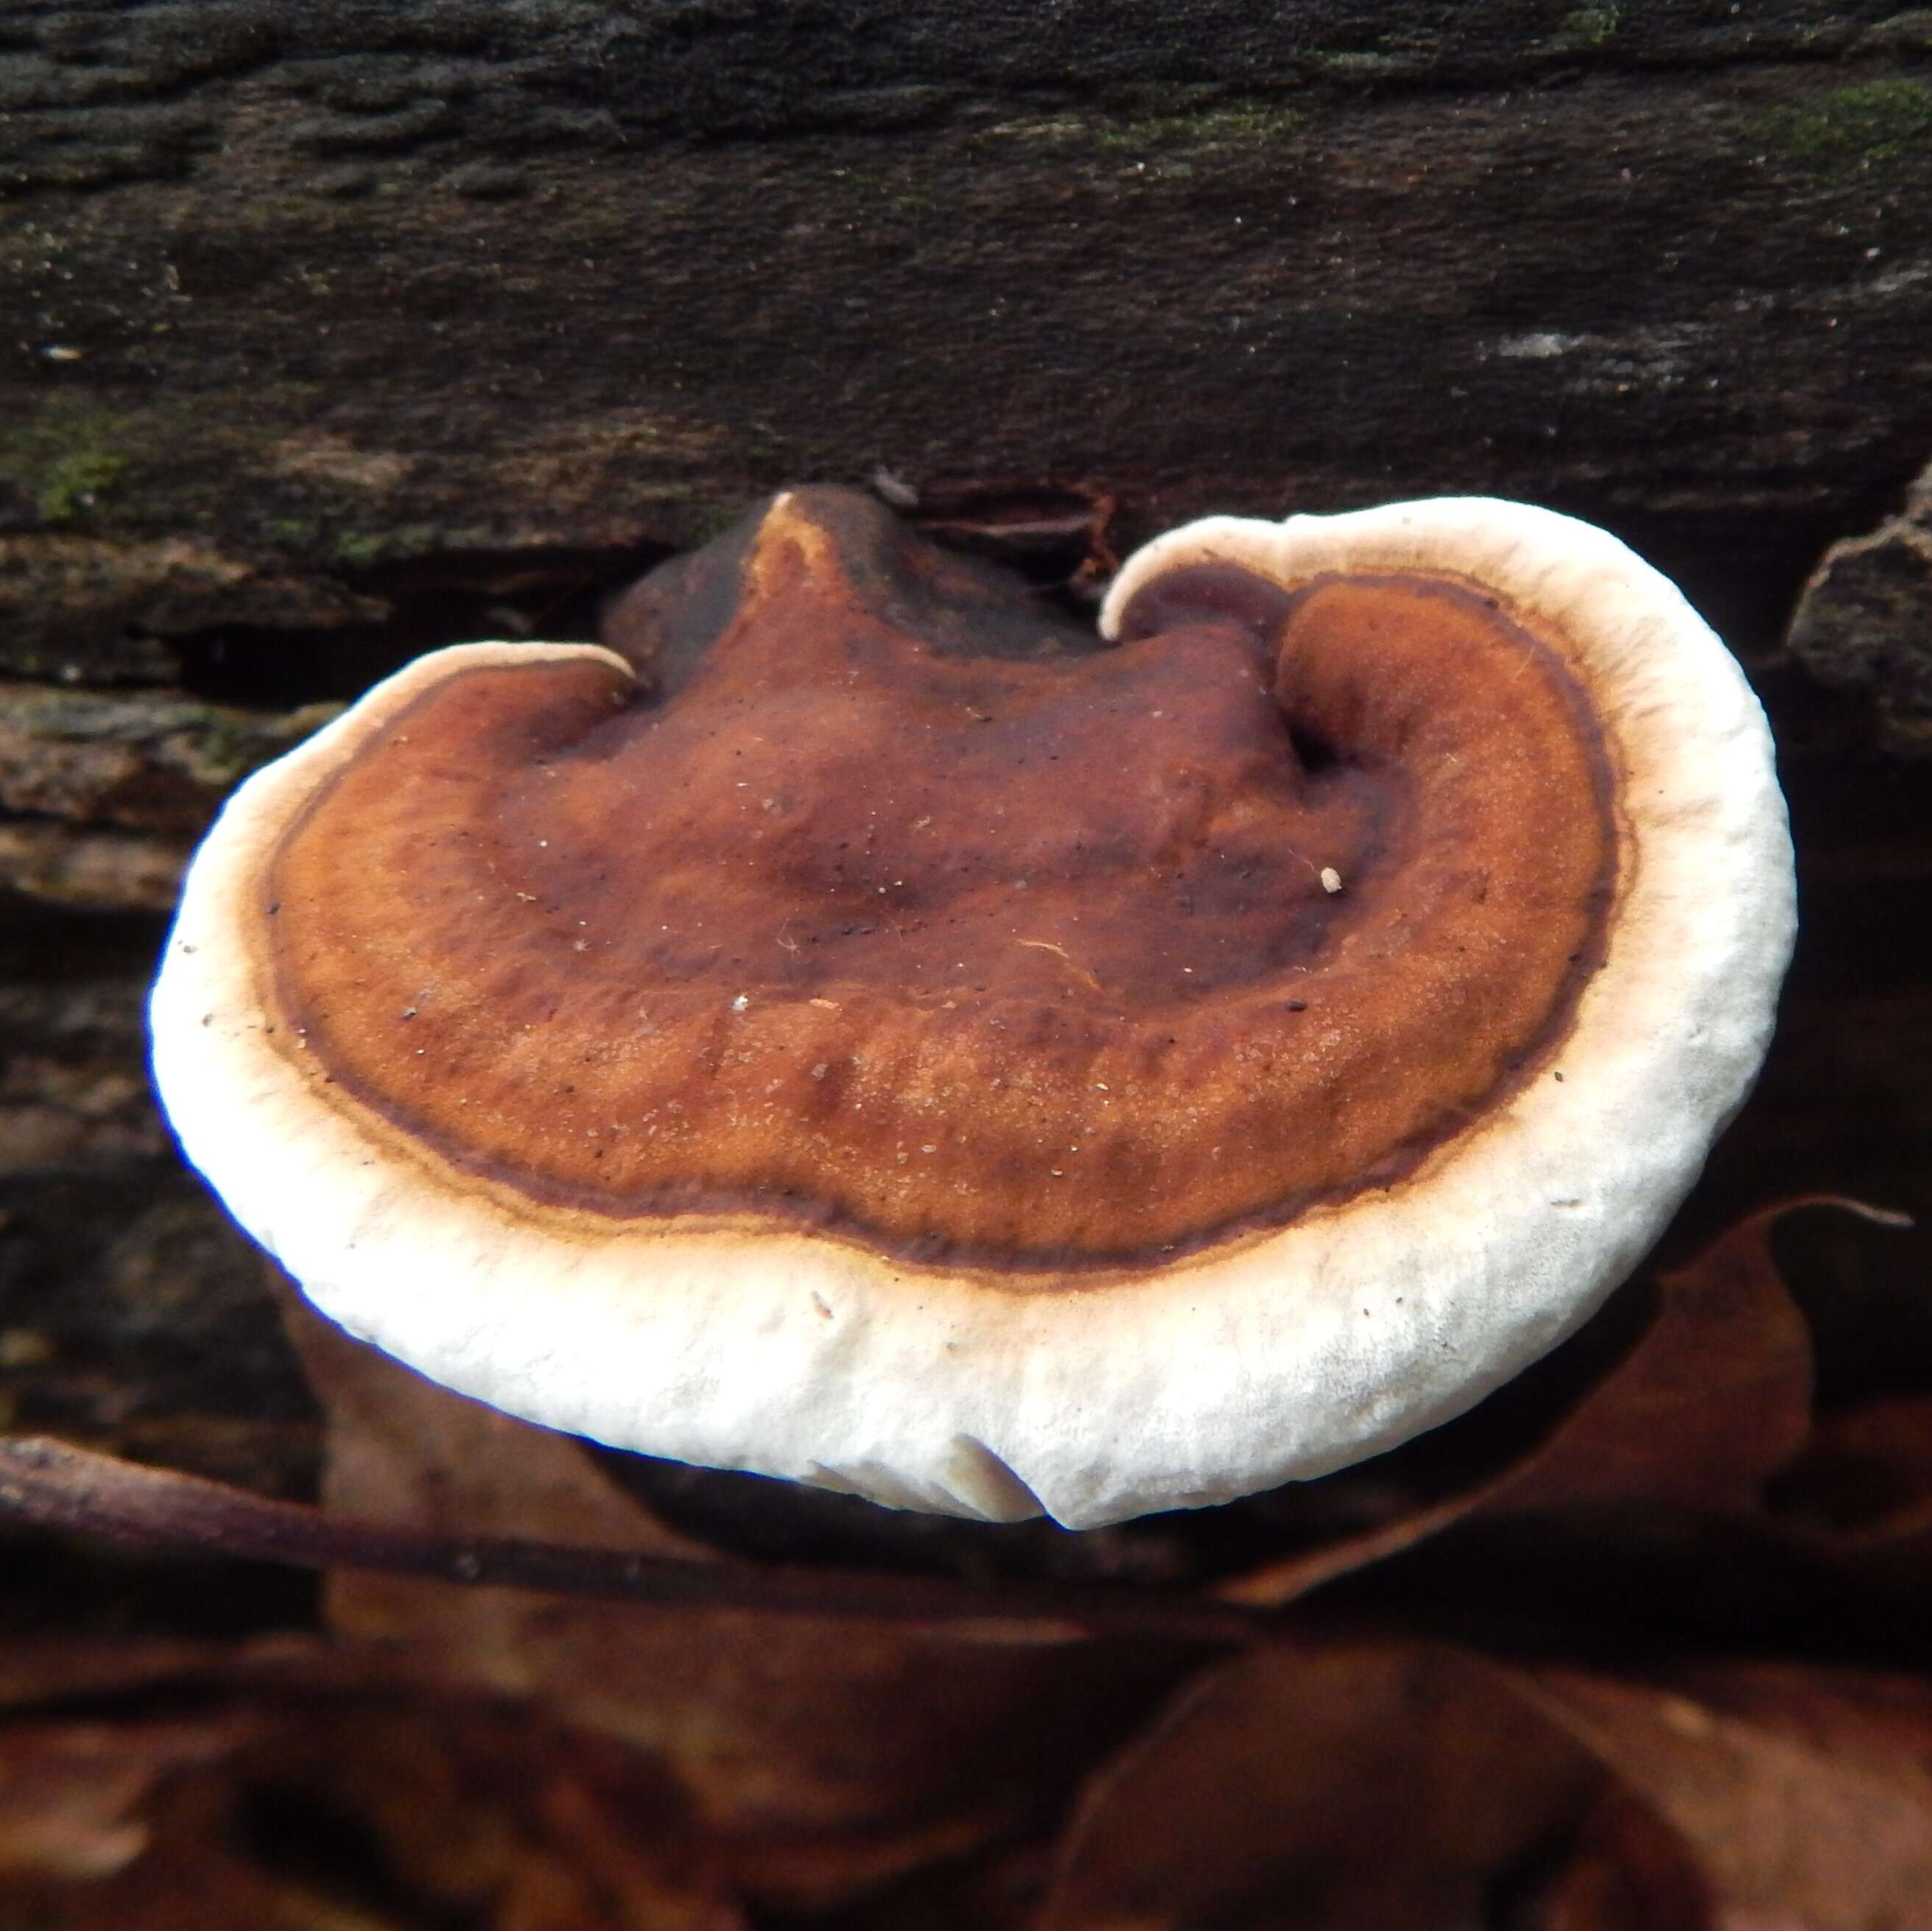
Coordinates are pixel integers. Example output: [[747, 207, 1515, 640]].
[[4, 2, 1932, 640]]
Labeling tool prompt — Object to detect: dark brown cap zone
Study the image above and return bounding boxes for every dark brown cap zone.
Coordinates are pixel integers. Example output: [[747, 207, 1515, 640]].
[[152, 490, 1794, 1526]]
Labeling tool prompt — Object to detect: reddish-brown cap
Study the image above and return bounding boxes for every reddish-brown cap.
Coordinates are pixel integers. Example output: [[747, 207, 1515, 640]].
[[150, 489, 1794, 1526]]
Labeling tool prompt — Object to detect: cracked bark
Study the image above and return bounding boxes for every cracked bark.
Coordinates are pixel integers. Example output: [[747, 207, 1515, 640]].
[[1790, 458, 1932, 752]]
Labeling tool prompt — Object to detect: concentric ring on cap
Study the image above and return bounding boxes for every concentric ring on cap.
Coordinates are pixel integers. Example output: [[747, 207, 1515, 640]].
[[151, 490, 1794, 1527]]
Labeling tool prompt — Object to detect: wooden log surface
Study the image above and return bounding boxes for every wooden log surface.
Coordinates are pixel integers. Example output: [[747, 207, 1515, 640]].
[[2, 4, 1931, 658], [2, 1, 1931, 1510]]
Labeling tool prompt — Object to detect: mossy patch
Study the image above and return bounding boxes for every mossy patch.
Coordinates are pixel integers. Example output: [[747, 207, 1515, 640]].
[[0, 413, 133, 525], [183, 702, 342, 789], [261, 516, 323, 551], [329, 530, 385, 569], [1861, 12, 1932, 54], [1757, 77, 1932, 172], [1556, 4, 1623, 49], [1086, 99, 1304, 155], [972, 96, 1303, 177]]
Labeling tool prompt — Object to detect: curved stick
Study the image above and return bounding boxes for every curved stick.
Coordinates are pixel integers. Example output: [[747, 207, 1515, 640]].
[[0, 1435, 1260, 1647]]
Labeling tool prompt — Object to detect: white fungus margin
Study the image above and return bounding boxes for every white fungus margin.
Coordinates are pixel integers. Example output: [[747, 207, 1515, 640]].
[[150, 499, 1794, 1529]]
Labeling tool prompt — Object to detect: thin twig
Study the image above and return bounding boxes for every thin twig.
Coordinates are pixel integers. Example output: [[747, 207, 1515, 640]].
[[0, 1436, 1260, 1647]]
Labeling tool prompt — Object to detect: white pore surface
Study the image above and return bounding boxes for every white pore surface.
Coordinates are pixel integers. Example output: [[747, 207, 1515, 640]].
[[150, 501, 1795, 1528]]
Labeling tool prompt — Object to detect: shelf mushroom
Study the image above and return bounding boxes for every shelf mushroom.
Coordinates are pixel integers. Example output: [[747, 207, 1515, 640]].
[[150, 487, 1794, 1529]]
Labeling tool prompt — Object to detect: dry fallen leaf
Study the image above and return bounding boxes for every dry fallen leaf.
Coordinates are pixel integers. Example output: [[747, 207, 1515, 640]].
[[285, 1296, 1198, 1910], [0, 1641, 742, 1931], [1038, 1642, 1671, 1931], [0, 1712, 251, 1882], [1219, 1201, 1885, 1610], [1772, 1393, 1932, 1537], [1520, 1663, 1932, 1931], [1041, 1639, 1932, 1931], [7, 1197, 1925, 1929]]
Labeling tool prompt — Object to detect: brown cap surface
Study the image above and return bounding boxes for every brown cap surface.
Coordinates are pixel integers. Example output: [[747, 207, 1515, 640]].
[[151, 490, 1793, 1525]]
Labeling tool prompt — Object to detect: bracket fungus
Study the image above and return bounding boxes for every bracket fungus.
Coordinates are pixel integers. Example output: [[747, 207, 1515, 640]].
[[150, 488, 1794, 1529]]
